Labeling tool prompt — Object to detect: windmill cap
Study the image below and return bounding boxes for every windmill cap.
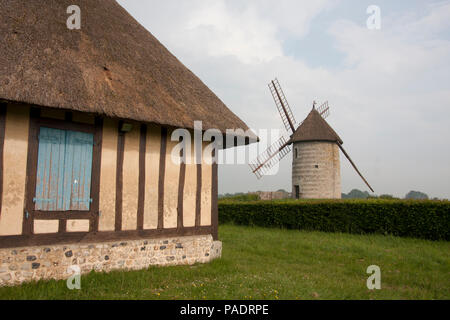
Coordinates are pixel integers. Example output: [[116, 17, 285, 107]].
[[288, 109, 343, 144]]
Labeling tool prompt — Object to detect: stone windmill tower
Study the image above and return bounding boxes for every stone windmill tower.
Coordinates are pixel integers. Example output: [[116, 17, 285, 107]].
[[249, 79, 374, 199]]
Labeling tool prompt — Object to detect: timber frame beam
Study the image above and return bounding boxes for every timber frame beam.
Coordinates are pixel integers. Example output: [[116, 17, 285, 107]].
[[0, 226, 213, 249]]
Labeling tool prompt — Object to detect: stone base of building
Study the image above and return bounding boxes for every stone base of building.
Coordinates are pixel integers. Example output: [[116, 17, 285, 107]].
[[0, 235, 222, 287]]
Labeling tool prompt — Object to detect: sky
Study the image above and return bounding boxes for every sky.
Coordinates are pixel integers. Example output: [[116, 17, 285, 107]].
[[117, 0, 450, 199]]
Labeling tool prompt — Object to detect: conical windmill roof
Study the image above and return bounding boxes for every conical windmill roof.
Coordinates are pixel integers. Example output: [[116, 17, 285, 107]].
[[289, 109, 343, 144], [0, 0, 253, 137]]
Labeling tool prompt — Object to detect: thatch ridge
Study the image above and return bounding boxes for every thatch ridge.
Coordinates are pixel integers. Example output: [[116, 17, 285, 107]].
[[0, 0, 252, 135], [289, 109, 343, 144]]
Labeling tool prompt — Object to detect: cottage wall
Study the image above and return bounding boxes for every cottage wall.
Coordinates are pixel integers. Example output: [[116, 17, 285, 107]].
[[0, 104, 218, 237], [183, 145, 197, 228], [98, 118, 119, 231], [143, 124, 160, 229], [0, 104, 29, 235], [122, 126, 140, 231], [0, 103, 221, 285], [201, 147, 212, 226], [163, 133, 181, 229]]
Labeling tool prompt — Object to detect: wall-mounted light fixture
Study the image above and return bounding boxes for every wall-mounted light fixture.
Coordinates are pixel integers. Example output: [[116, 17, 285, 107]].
[[120, 122, 133, 133]]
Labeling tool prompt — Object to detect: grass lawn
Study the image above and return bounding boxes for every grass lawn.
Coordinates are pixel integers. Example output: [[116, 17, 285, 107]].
[[0, 224, 449, 300]]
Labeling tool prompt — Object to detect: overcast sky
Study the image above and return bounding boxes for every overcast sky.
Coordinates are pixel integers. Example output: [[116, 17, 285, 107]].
[[117, 0, 450, 199]]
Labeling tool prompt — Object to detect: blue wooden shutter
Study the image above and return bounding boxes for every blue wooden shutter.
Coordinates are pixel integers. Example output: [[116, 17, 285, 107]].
[[35, 127, 66, 211], [35, 127, 94, 212], [63, 130, 94, 211]]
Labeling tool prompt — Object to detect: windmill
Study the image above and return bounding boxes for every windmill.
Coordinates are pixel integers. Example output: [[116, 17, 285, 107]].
[[249, 78, 374, 199]]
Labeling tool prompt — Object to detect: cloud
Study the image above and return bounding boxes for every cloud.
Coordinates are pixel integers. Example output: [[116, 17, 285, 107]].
[[184, 1, 281, 63], [118, 0, 333, 64]]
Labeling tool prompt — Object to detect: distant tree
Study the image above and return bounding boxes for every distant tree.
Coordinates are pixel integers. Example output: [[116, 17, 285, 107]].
[[342, 189, 370, 199], [405, 191, 429, 200], [378, 194, 398, 200]]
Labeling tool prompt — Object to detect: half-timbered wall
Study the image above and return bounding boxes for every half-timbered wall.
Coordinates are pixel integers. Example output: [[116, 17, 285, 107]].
[[98, 118, 118, 231], [143, 124, 160, 230], [0, 104, 29, 236], [0, 103, 218, 249]]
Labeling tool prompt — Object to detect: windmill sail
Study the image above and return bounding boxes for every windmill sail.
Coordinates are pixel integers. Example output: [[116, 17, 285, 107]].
[[249, 136, 292, 179], [338, 144, 374, 193], [317, 101, 330, 120], [295, 101, 331, 129], [269, 79, 297, 133]]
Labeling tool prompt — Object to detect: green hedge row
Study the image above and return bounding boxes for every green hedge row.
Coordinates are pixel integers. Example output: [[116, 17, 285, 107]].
[[218, 200, 450, 241]]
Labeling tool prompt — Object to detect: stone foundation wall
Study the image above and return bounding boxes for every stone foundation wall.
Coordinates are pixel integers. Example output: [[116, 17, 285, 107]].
[[0, 235, 222, 286]]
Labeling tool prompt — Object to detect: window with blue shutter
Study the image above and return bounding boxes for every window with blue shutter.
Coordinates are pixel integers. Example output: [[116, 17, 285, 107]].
[[34, 127, 94, 211]]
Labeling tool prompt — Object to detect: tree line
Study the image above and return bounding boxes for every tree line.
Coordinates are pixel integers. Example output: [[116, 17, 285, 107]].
[[219, 189, 444, 201]]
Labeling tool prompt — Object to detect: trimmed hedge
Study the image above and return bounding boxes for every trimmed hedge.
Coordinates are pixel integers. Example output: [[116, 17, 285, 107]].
[[218, 199, 450, 241]]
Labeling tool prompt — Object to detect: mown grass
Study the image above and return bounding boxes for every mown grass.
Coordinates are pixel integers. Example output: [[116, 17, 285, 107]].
[[0, 224, 449, 300]]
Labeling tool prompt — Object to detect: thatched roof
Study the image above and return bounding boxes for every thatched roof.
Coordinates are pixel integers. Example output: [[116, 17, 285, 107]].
[[289, 109, 343, 144], [0, 0, 254, 138]]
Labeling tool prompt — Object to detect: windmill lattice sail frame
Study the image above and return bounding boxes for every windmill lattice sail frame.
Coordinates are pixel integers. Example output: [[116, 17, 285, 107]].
[[317, 101, 330, 119], [269, 79, 297, 133], [250, 78, 333, 180], [249, 135, 291, 179]]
